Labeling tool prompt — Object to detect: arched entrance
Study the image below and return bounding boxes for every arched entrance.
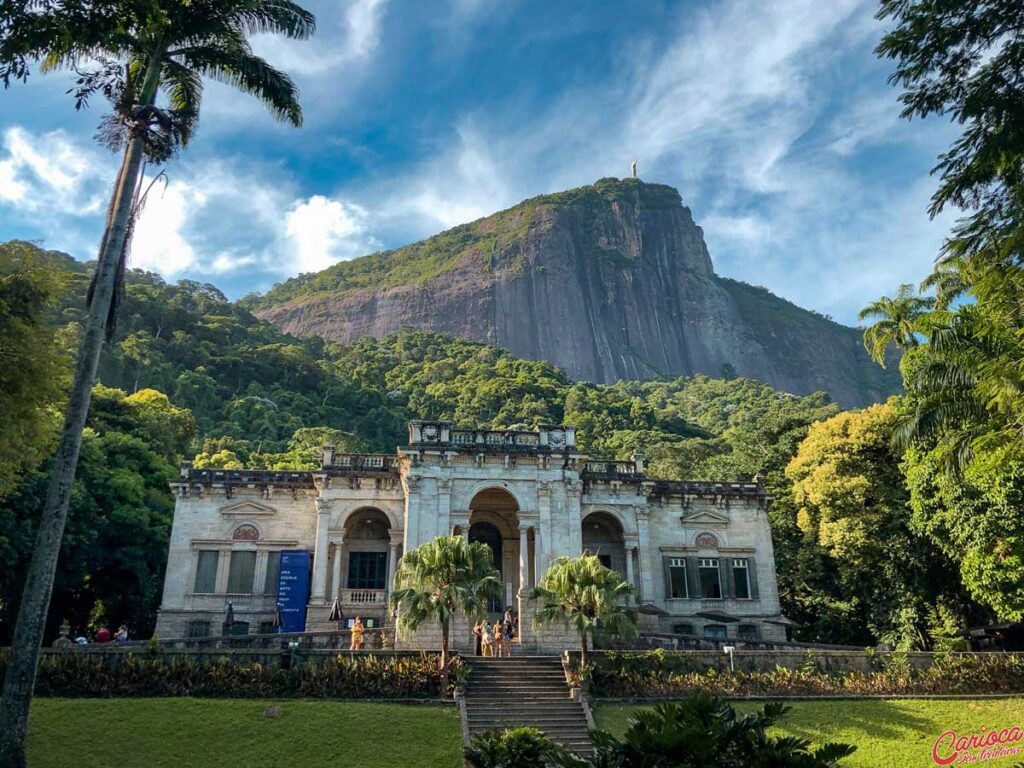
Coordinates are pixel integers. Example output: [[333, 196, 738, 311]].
[[468, 488, 520, 614], [469, 521, 503, 613], [582, 511, 627, 579]]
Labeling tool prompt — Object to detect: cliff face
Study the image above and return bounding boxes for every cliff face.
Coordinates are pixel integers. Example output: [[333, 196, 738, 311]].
[[253, 178, 898, 407]]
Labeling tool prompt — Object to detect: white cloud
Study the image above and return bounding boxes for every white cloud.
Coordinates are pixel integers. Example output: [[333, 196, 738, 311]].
[[131, 178, 203, 274], [0, 125, 383, 284], [0, 126, 109, 213], [251, 0, 388, 76], [285, 195, 378, 272]]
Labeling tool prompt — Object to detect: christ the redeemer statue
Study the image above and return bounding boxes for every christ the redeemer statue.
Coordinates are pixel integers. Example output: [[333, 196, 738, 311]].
[[631, 160, 638, 179]]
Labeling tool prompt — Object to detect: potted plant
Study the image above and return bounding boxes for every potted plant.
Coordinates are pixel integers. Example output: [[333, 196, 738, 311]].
[[567, 660, 594, 700], [449, 655, 471, 699]]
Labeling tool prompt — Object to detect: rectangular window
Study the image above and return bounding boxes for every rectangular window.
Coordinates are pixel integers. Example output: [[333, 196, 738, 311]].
[[668, 558, 688, 598], [264, 551, 282, 595], [226, 550, 256, 594], [732, 559, 751, 599], [347, 551, 387, 590], [703, 624, 727, 640], [698, 558, 722, 599], [193, 550, 219, 594], [738, 624, 758, 640], [187, 620, 211, 638]]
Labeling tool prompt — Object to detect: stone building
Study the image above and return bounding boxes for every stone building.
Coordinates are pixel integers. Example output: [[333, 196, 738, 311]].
[[155, 421, 785, 649]]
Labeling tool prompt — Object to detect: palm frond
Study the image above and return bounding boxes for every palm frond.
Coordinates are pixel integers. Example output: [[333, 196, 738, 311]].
[[179, 44, 302, 125]]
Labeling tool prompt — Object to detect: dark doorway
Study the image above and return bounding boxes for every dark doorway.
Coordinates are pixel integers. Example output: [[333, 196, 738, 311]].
[[469, 521, 503, 613]]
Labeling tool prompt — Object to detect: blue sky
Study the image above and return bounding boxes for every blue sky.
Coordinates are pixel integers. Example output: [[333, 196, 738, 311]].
[[0, 0, 957, 324]]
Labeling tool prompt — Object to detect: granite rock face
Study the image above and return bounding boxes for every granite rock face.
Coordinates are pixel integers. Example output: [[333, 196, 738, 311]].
[[254, 178, 898, 407]]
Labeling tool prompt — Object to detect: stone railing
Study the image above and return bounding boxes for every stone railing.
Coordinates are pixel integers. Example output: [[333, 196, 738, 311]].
[[339, 589, 387, 606], [324, 453, 399, 473], [582, 460, 642, 479], [650, 480, 764, 500], [450, 428, 540, 449], [181, 593, 279, 613], [406, 420, 577, 452], [179, 467, 315, 490]]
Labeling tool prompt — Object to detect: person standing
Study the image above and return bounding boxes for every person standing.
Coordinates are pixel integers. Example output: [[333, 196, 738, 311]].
[[492, 621, 504, 658], [481, 621, 493, 657], [472, 620, 483, 656], [502, 617, 514, 657], [349, 616, 365, 651]]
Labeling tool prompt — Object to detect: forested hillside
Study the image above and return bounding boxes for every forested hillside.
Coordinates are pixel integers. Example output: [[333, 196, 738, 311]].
[[0, 241, 986, 651]]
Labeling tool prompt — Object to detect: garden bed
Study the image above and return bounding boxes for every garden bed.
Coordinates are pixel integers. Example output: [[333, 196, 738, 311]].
[[1, 650, 445, 699], [589, 649, 1024, 698]]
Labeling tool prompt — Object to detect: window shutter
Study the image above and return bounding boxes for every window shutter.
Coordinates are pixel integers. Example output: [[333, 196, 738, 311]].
[[662, 557, 672, 599], [720, 558, 734, 599], [748, 558, 759, 599], [685, 556, 700, 598]]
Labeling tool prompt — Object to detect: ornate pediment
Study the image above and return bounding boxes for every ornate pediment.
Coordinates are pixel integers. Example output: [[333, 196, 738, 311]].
[[219, 500, 276, 517], [680, 509, 730, 526]]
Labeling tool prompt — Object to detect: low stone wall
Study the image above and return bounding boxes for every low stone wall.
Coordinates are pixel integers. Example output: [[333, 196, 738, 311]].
[[151, 628, 393, 651]]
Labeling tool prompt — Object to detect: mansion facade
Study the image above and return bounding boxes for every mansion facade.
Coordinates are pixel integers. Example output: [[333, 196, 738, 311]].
[[155, 421, 786, 648]]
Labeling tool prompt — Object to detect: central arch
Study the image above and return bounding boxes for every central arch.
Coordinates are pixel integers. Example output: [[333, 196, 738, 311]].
[[582, 511, 627, 579], [468, 487, 519, 614]]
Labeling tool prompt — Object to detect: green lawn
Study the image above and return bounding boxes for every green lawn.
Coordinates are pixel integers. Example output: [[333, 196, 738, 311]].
[[595, 699, 1024, 768], [25, 697, 1024, 767], [27, 699, 464, 768]]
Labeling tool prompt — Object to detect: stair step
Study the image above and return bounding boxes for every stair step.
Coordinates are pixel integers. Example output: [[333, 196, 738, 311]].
[[462, 654, 592, 754]]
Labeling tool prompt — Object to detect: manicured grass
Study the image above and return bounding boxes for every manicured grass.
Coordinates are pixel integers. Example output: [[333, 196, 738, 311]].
[[27, 698, 464, 768], [595, 699, 1024, 768]]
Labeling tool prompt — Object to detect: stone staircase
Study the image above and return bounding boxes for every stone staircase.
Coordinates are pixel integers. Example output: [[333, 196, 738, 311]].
[[463, 656, 593, 753]]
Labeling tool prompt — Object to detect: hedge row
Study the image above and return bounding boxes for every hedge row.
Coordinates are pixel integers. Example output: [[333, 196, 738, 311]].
[[0, 652, 444, 699], [591, 650, 1024, 697]]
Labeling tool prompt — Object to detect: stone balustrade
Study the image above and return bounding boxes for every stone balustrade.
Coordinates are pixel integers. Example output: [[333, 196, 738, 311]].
[[340, 589, 387, 606]]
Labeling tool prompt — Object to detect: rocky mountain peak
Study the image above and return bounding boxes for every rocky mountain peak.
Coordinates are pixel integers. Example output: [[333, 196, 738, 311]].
[[250, 179, 899, 407]]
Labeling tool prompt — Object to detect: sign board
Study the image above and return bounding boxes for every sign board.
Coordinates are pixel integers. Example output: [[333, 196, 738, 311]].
[[277, 550, 311, 633]]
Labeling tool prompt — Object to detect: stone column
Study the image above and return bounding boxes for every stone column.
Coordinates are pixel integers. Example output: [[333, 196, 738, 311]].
[[437, 478, 452, 540], [624, 545, 636, 604], [636, 505, 654, 602], [387, 539, 400, 595], [311, 496, 331, 603], [518, 524, 529, 596], [331, 540, 343, 602], [537, 480, 552, 576]]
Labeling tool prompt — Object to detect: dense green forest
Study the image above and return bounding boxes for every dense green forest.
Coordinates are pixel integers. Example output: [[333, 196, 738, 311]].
[[0, 239, 993, 649]]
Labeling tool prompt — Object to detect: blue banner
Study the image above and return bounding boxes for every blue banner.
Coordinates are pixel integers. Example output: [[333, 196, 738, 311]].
[[277, 550, 311, 633]]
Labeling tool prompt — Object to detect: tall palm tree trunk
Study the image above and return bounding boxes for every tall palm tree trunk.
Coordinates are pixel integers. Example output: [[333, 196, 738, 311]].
[[440, 619, 450, 697], [0, 50, 162, 768], [580, 632, 589, 667]]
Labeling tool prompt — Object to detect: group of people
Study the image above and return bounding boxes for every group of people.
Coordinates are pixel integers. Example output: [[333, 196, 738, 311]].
[[472, 607, 517, 657]]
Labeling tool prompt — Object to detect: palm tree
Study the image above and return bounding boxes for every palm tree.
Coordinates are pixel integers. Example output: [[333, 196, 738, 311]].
[[530, 555, 637, 666], [390, 536, 501, 688], [0, 3, 314, 764], [858, 284, 936, 367]]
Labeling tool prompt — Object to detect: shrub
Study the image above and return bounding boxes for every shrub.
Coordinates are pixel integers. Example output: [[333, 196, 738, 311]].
[[580, 695, 855, 767], [590, 651, 1024, 698], [464, 727, 567, 768], [2, 651, 444, 699]]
